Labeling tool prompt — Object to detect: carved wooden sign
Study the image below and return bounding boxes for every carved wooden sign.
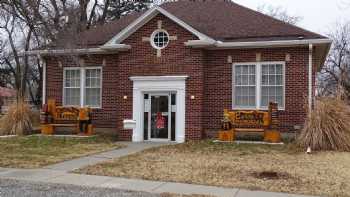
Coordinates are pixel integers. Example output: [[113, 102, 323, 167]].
[[234, 111, 267, 126]]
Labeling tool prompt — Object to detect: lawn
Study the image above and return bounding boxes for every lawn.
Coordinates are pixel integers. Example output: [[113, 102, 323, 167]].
[[0, 135, 122, 168], [77, 141, 350, 197]]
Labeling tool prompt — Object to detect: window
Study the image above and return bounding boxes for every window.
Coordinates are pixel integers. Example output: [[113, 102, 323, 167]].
[[151, 30, 169, 49], [233, 62, 285, 109], [63, 67, 102, 108], [261, 64, 284, 108], [63, 69, 81, 106], [234, 64, 256, 108], [85, 68, 101, 108]]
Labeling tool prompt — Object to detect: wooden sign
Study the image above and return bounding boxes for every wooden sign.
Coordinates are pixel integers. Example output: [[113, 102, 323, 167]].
[[225, 110, 270, 127], [235, 111, 266, 126]]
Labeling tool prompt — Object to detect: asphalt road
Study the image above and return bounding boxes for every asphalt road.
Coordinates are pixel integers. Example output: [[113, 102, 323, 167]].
[[0, 179, 161, 197]]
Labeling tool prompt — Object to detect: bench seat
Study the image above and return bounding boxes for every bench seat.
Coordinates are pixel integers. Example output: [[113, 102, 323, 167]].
[[234, 128, 265, 132]]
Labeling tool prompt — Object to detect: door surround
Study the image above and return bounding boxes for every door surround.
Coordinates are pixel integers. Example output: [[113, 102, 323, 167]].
[[129, 75, 188, 143]]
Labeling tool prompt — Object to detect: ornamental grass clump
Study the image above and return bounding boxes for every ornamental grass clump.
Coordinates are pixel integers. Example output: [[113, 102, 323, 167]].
[[0, 99, 33, 136], [298, 98, 350, 151]]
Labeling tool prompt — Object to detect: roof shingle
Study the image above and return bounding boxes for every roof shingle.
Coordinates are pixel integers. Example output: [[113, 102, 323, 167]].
[[54, 0, 326, 49]]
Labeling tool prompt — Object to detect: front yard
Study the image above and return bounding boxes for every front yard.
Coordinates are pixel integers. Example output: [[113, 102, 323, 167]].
[[0, 135, 122, 168], [77, 141, 350, 197]]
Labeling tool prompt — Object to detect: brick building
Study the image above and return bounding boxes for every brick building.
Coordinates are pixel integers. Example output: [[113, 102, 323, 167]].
[[29, 1, 331, 142]]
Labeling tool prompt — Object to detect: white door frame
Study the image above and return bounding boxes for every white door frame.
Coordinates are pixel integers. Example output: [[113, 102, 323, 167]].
[[148, 92, 171, 141], [129, 75, 188, 143]]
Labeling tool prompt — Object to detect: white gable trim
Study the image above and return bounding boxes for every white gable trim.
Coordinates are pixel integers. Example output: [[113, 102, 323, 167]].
[[104, 6, 215, 46]]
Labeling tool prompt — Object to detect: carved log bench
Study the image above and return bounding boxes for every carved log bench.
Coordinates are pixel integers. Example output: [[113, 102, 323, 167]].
[[218, 102, 281, 143], [41, 99, 93, 135]]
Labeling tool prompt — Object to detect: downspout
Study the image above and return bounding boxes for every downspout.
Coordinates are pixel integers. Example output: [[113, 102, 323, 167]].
[[308, 44, 313, 112], [39, 55, 47, 105]]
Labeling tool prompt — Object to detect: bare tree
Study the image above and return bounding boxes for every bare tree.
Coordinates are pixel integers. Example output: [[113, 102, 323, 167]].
[[0, 0, 155, 105], [318, 22, 350, 98], [257, 4, 302, 25]]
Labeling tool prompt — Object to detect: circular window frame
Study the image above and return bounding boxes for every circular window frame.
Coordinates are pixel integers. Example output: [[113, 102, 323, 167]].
[[150, 29, 170, 50]]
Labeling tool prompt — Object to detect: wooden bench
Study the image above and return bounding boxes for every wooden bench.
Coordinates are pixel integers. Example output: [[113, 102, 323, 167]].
[[41, 99, 93, 135], [218, 102, 281, 143]]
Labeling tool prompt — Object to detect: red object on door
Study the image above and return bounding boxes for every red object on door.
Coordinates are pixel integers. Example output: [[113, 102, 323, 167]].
[[156, 112, 165, 129]]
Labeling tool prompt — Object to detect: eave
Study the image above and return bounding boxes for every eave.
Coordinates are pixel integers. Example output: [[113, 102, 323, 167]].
[[185, 38, 332, 69], [185, 38, 332, 49], [21, 44, 131, 56]]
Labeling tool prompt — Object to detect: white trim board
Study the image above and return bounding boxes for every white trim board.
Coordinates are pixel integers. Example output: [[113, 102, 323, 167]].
[[103, 6, 215, 46], [185, 38, 332, 49], [129, 75, 188, 143]]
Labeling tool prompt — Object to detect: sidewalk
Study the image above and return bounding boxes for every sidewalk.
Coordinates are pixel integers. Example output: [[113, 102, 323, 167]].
[[0, 167, 316, 197], [45, 141, 170, 171]]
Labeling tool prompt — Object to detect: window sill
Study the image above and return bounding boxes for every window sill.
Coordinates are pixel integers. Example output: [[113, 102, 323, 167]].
[[232, 107, 285, 111]]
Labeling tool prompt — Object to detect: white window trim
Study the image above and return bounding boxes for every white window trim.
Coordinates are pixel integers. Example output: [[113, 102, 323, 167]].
[[63, 66, 103, 109], [232, 61, 285, 111], [150, 29, 170, 50]]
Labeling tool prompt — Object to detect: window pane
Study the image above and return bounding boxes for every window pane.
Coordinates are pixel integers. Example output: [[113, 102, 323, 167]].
[[65, 70, 80, 88], [234, 64, 256, 108], [276, 86, 283, 97], [276, 96, 284, 107], [262, 75, 268, 85], [260, 64, 284, 108], [276, 75, 283, 85], [242, 75, 248, 85], [235, 66, 242, 74], [262, 65, 268, 75], [269, 64, 276, 74], [64, 69, 81, 106], [276, 65, 283, 74], [249, 65, 255, 74], [64, 88, 80, 106], [85, 68, 102, 107], [85, 88, 100, 107], [268, 75, 276, 85], [249, 87, 256, 96], [242, 66, 249, 74], [235, 75, 241, 85]]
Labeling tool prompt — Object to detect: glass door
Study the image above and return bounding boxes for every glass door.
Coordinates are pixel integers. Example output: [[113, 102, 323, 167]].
[[149, 93, 170, 140]]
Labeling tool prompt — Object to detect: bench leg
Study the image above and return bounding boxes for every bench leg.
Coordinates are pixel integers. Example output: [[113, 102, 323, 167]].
[[41, 125, 54, 135], [264, 130, 281, 143], [218, 129, 235, 141]]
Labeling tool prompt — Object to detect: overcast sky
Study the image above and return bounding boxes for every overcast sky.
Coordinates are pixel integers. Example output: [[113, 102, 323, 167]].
[[233, 0, 350, 36]]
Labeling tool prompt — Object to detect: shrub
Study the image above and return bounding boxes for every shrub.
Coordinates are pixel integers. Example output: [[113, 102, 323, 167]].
[[297, 98, 350, 151], [0, 99, 33, 136]]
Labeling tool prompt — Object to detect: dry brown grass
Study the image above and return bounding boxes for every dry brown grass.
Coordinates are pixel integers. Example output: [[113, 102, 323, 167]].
[[298, 98, 350, 151], [77, 141, 350, 197], [0, 135, 122, 168], [0, 100, 33, 135]]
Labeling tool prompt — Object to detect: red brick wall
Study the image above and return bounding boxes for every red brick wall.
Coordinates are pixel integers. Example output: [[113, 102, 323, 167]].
[[45, 55, 120, 129], [203, 47, 313, 137], [117, 14, 205, 140], [45, 13, 317, 141]]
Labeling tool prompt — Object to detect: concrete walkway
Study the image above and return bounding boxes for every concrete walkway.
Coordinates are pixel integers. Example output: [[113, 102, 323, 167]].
[[0, 168, 316, 197], [45, 142, 171, 171]]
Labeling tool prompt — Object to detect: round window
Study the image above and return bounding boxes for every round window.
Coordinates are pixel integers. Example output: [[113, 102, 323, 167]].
[[151, 30, 169, 49]]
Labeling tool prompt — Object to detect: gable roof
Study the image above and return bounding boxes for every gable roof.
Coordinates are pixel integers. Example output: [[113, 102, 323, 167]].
[[64, 0, 326, 49]]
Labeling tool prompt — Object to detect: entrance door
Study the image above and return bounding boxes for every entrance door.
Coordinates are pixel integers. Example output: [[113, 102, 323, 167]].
[[143, 92, 176, 141], [149, 94, 170, 140]]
